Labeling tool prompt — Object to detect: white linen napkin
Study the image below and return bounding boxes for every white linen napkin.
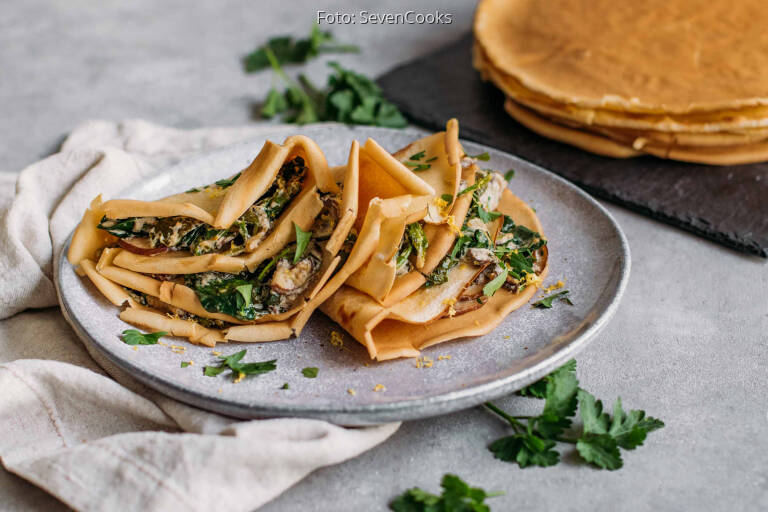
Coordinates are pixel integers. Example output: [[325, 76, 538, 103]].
[[0, 120, 399, 511]]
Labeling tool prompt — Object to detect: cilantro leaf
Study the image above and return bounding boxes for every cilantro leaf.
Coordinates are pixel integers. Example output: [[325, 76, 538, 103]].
[[577, 434, 623, 470], [293, 222, 312, 263], [504, 169, 515, 181], [301, 367, 318, 378], [390, 474, 501, 512], [532, 290, 573, 309], [440, 193, 454, 204], [489, 433, 560, 468], [281, 382, 290, 390], [180, 361, 191, 368], [121, 329, 166, 346]]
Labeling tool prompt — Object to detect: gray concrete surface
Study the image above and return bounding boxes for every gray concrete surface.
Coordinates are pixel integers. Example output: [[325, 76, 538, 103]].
[[1, 1, 766, 510]]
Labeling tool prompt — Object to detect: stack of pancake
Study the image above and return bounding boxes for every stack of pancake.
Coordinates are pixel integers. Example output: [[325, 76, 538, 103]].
[[473, 0, 768, 165]]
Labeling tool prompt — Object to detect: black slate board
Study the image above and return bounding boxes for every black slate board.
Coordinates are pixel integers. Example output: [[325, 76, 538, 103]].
[[378, 34, 768, 257]]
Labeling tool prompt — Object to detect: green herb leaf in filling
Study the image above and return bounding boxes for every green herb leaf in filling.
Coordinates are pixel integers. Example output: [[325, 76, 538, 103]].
[[293, 223, 312, 263]]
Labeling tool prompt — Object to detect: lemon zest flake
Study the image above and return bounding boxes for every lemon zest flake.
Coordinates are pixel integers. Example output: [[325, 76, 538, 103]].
[[446, 215, 462, 236], [543, 279, 566, 293]]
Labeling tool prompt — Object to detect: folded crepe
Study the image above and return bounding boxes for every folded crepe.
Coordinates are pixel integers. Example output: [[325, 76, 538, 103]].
[[345, 119, 477, 306], [68, 134, 438, 346], [321, 127, 549, 360], [69, 136, 359, 345]]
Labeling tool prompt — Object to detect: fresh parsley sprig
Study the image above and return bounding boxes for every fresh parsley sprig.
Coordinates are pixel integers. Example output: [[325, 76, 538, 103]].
[[249, 25, 407, 127], [244, 23, 358, 72], [203, 349, 277, 382], [485, 360, 664, 470], [390, 474, 502, 512]]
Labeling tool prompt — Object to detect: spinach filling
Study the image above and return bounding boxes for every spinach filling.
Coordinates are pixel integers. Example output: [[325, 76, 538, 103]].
[[394, 222, 428, 275], [424, 170, 546, 292], [184, 244, 321, 321], [97, 156, 308, 256]]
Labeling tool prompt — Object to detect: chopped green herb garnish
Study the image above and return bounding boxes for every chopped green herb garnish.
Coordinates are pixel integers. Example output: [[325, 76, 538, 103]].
[[466, 151, 490, 161], [121, 329, 166, 346], [181, 361, 192, 368], [532, 290, 573, 309], [281, 382, 290, 390], [409, 150, 426, 161], [243, 23, 358, 72], [486, 360, 663, 470], [440, 193, 453, 204], [477, 205, 502, 224], [293, 223, 312, 263], [301, 367, 318, 378], [203, 349, 277, 382], [390, 474, 502, 511], [407, 163, 431, 172], [425, 156, 438, 162], [504, 169, 515, 181], [214, 172, 241, 189], [185, 187, 201, 193], [482, 269, 508, 297], [458, 173, 492, 196]]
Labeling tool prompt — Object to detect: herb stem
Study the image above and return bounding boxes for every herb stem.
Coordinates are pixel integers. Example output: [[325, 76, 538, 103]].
[[484, 402, 527, 431]]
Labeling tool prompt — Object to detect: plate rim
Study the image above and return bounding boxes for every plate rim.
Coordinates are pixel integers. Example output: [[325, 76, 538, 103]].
[[55, 124, 630, 425]]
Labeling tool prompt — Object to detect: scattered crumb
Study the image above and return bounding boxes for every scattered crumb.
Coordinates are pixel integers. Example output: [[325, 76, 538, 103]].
[[157, 341, 167, 346], [373, 384, 386, 392], [415, 356, 434, 369], [524, 346, 528, 350], [330, 330, 346, 350], [437, 355, 452, 361], [503, 335, 511, 340], [233, 371, 245, 384], [211, 351, 221, 356], [217, 388, 223, 394], [364, 363, 370, 367], [132, 346, 138, 351], [347, 388, 356, 396]]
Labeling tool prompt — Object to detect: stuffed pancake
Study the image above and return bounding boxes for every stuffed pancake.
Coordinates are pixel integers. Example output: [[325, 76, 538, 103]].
[[68, 135, 358, 345], [321, 125, 549, 360]]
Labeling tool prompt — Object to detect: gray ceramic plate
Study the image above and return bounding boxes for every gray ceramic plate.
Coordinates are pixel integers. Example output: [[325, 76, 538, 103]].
[[56, 124, 629, 426]]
